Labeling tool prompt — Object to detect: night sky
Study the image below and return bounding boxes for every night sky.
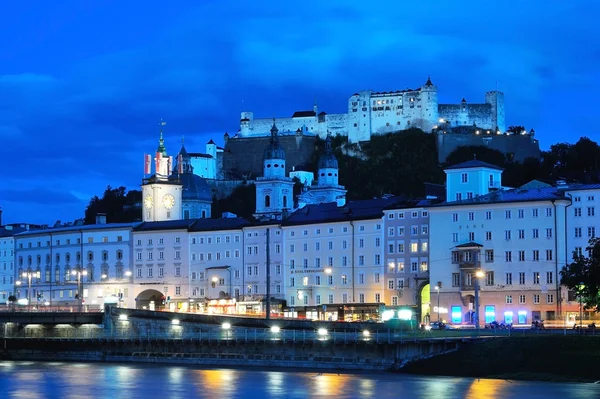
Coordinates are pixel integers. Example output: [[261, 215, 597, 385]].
[[1, 1, 598, 225]]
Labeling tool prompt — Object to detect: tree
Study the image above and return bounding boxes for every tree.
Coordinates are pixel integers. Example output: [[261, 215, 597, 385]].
[[560, 238, 600, 312], [211, 183, 256, 220], [84, 186, 142, 224]]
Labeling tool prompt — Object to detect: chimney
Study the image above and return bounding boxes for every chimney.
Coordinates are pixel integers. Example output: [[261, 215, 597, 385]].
[[96, 213, 107, 224]]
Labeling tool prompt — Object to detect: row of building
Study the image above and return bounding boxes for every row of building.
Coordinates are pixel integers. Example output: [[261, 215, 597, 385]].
[[0, 124, 595, 326]]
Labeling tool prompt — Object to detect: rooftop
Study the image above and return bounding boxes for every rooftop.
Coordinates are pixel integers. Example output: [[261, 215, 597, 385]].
[[15, 223, 137, 237], [444, 160, 504, 171]]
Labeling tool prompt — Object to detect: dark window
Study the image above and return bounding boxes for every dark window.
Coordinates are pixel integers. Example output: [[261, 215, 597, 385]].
[[265, 195, 271, 207]]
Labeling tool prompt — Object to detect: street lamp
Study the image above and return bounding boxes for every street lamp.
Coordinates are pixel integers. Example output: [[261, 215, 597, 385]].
[[71, 269, 87, 312], [474, 269, 485, 332], [212, 277, 218, 289], [435, 284, 440, 322], [21, 271, 40, 312], [578, 282, 585, 334]]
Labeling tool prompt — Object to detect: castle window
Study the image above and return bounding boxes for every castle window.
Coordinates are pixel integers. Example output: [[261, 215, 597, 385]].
[[274, 164, 279, 168], [354, 123, 357, 127], [267, 164, 271, 168], [328, 173, 332, 176], [321, 173, 325, 176], [202, 210, 206, 218], [265, 195, 271, 208], [283, 196, 288, 208]]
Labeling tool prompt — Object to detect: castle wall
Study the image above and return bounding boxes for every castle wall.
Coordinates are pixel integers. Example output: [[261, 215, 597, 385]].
[[436, 132, 540, 163], [438, 103, 494, 129], [221, 134, 318, 180], [190, 155, 216, 179]]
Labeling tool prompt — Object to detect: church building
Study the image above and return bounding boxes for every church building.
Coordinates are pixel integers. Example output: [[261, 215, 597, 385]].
[[254, 123, 295, 221], [142, 127, 212, 222], [297, 135, 346, 208]]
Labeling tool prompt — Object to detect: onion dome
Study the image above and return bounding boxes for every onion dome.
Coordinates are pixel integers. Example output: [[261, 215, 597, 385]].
[[318, 135, 338, 169], [263, 122, 286, 160]]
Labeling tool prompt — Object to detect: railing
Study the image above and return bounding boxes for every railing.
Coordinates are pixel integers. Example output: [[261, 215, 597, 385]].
[[3, 325, 598, 343], [459, 261, 479, 270]]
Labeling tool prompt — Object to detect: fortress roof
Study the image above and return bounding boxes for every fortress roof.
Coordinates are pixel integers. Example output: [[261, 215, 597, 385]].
[[292, 110, 316, 118]]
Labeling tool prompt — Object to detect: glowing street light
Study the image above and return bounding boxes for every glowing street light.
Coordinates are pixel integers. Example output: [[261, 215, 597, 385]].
[[71, 269, 87, 312], [22, 271, 41, 311], [474, 269, 485, 332]]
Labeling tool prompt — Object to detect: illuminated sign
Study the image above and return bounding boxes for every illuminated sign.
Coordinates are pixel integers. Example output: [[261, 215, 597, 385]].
[[433, 306, 448, 314]]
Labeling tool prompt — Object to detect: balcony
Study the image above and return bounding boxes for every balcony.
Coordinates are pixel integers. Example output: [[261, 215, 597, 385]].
[[459, 261, 480, 270]]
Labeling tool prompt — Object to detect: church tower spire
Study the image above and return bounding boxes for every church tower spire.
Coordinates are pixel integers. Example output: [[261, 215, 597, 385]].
[[254, 120, 294, 220], [141, 119, 183, 222]]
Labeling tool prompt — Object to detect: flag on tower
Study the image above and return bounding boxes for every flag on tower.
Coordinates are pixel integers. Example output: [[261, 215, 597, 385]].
[[177, 154, 183, 174], [155, 151, 162, 175], [144, 154, 151, 175]]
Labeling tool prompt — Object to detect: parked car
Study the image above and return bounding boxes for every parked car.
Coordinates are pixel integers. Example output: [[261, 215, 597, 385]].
[[430, 322, 447, 330]]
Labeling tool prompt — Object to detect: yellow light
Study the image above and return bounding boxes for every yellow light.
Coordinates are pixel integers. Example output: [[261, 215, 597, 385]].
[[118, 314, 128, 321], [362, 330, 370, 337], [475, 270, 485, 278], [212, 277, 218, 282], [324, 268, 332, 274]]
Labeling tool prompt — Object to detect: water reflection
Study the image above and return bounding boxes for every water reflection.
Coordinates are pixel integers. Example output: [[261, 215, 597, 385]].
[[0, 361, 597, 399], [466, 378, 513, 399]]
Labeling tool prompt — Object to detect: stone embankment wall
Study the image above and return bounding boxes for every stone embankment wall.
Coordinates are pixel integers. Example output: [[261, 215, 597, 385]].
[[0, 308, 459, 371]]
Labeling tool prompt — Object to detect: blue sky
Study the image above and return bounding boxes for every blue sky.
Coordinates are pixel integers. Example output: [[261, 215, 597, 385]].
[[1, 1, 598, 225]]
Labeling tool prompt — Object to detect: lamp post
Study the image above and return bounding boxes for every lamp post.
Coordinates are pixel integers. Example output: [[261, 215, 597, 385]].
[[21, 271, 40, 312], [71, 269, 87, 312], [474, 269, 485, 333], [435, 285, 440, 322], [578, 282, 584, 334]]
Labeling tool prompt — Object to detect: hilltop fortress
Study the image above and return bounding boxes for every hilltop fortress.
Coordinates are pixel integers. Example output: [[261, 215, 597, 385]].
[[192, 77, 539, 183], [239, 77, 505, 142]]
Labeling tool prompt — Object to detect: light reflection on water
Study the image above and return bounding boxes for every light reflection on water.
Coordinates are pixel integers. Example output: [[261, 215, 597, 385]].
[[0, 361, 597, 399]]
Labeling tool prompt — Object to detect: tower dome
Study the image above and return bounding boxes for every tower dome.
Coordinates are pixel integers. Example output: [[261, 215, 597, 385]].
[[263, 122, 286, 160], [177, 173, 213, 202], [318, 135, 338, 169]]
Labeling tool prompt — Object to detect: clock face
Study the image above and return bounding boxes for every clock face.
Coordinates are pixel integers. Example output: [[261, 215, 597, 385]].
[[144, 195, 153, 210], [163, 193, 175, 210]]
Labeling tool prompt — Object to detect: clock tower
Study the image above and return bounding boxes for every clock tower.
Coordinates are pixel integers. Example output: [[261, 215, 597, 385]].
[[141, 121, 183, 222]]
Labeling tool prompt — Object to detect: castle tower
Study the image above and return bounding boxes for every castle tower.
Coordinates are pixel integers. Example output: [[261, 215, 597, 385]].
[[420, 76, 439, 132], [141, 121, 183, 222], [254, 122, 295, 220], [485, 91, 506, 133], [297, 135, 347, 208], [240, 112, 253, 137]]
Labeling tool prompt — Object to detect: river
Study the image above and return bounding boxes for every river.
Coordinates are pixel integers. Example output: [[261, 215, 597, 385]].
[[0, 361, 598, 398]]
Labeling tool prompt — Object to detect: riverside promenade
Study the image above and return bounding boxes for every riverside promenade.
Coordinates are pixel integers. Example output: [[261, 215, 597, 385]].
[[0, 306, 465, 371]]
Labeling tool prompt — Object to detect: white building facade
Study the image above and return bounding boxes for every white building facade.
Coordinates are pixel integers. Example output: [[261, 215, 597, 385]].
[[13, 223, 135, 309], [428, 160, 584, 326], [187, 218, 247, 314], [382, 202, 432, 321], [282, 200, 389, 321], [131, 220, 194, 311]]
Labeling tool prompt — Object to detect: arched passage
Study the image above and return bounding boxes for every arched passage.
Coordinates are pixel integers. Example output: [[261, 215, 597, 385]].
[[136, 289, 164, 310]]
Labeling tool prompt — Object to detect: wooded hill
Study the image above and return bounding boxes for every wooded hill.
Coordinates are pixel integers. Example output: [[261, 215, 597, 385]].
[[85, 130, 600, 222]]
